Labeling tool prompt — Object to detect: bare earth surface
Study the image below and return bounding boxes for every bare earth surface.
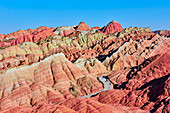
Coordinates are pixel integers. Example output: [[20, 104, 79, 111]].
[[0, 20, 169, 113]]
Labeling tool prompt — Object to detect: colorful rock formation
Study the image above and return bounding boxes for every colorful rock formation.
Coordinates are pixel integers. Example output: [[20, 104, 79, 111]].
[[101, 52, 170, 112], [0, 20, 169, 113], [0, 26, 55, 48], [101, 20, 123, 34], [154, 30, 170, 37], [53, 26, 75, 36], [75, 21, 91, 31]]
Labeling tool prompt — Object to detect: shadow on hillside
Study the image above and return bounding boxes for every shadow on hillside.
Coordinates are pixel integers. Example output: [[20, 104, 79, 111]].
[[138, 74, 170, 102]]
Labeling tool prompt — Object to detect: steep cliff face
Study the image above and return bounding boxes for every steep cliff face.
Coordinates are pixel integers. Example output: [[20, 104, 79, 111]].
[[0, 21, 169, 113]]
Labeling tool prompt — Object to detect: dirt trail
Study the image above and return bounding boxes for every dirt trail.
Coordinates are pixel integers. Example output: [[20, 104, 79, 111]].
[[80, 76, 113, 98]]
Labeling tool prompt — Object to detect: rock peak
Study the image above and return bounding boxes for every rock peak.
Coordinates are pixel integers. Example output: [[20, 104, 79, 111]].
[[76, 21, 91, 31], [79, 21, 85, 24], [101, 20, 123, 34], [109, 20, 118, 24]]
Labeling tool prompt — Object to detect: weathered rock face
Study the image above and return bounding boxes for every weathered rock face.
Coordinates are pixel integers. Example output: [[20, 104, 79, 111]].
[[67, 21, 94, 37], [2, 26, 54, 40], [1, 98, 148, 113], [53, 26, 75, 36], [0, 26, 55, 48], [0, 26, 168, 75], [75, 21, 91, 31], [74, 57, 108, 75], [0, 21, 170, 113], [101, 20, 123, 34], [154, 30, 170, 37], [103, 34, 169, 71], [0, 53, 103, 111], [0, 33, 105, 71], [104, 51, 170, 112], [0, 52, 147, 113]]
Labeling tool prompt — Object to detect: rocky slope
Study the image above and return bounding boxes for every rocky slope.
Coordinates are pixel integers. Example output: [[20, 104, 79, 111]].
[[0, 26, 55, 49], [0, 20, 169, 113], [154, 30, 170, 37]]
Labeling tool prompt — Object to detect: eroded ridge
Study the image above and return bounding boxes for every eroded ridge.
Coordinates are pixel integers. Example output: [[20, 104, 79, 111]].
[[0, 21, 169, 113]]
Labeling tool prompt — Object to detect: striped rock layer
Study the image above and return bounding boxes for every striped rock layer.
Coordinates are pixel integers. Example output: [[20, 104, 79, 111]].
[[0, 21, 170, 112], [0, 26, 163, 72], [102, 51, 170, 112], [0, 53, 103, 111], [101, 20, 123, 34]]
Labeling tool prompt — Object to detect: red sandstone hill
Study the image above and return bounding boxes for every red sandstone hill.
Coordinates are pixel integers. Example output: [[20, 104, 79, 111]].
[[154, 30, 170, 37], [0, 26, 55, 48], [75, 21, 91, 31], [102, 51, 170, 112], [0, 21, 169, 113], [101, 20, 123, 34]]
